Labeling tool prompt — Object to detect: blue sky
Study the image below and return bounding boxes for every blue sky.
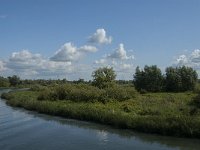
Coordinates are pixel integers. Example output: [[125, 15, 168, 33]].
[[1, 0, 200, 80]]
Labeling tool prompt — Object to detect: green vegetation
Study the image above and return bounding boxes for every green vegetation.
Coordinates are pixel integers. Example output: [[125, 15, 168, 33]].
[[1, 66, 200, 138], [92, 67, 116, 88], [0, 76, 9, 87], [134, 65, 164, 92], [2, 90, 200, 138], [134, 65, 198, 92], [165, 66, 198, 92]]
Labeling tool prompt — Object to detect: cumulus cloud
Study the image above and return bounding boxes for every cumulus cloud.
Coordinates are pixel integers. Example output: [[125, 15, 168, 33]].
[[88, 28, 112, 44], [50, 43, 81, 62], [175, 55, 188, 66], [174, 49, 200, 72], [5, 50, 73, 78], [107, 43, 134, 60], [10, 50, 42, 62], [0, 28, 137, 80], [190, 49, 200, 63], [94, 43, 135, 80], [120, 63, 133, 70], [0, 60, 6, 71], [50, 42, 97, 62], [95, 58, 106, 64], [79, 45, 97, 52]]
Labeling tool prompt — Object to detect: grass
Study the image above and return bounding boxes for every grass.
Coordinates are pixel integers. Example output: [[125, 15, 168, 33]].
[[2, 89, 200, 138]]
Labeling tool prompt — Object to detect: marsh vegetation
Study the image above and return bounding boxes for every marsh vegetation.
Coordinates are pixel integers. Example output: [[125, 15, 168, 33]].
[[1, 66, 200, 138]]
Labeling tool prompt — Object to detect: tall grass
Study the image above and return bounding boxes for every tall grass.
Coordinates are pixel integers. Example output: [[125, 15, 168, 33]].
[[37, 83, 138, 102], [2, 89, 200, 138]]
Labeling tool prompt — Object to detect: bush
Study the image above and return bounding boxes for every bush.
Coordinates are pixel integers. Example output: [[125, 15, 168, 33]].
[[194, 83, 200, 93], [37, 89, 55, 101], [191, 93, 200, 108], [37, 83, 137, 103], [30, 84, 47, 91], [103, 85, 137, 101], [1, 92, 14, 100]]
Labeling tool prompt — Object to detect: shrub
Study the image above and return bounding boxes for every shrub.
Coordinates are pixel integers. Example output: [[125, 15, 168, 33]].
[[103, 85, 137, 101], [191, 93, 200, 108], [37, 83, 137, 102], [30, 84, 47, 91], [1, 92, 14, 100], [37, 89, 55, 101], [92, 67, 116, 89]]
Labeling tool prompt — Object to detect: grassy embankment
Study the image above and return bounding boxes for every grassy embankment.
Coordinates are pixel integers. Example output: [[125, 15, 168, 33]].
[[1, 84, 200, 138]]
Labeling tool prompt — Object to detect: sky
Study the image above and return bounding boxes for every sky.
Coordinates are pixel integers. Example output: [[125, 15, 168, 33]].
[[1, 0, 200, 80]]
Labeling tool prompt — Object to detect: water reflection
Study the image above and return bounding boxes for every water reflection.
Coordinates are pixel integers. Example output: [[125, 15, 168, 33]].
[[22, 106, 200, 150]]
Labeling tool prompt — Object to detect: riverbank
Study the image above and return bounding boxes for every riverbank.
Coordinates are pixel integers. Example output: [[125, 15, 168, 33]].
[[2, 90, 200, 138]]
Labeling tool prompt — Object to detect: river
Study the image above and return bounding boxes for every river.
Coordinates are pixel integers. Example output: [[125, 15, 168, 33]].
[[0, 89, 200, 150]]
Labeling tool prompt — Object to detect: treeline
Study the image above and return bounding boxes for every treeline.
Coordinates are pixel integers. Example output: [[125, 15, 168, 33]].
[[134, 65, 198, 92], [0, 75, 21, 87], [36, 67, 137, 103], [0, 76, 89, 87], [0, 65, 199, 94]]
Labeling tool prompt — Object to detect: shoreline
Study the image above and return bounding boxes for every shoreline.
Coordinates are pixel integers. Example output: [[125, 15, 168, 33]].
[[1, 90, 200, 139]]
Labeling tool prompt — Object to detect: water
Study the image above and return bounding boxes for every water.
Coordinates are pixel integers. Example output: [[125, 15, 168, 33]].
[[0, 89, 200, 150]]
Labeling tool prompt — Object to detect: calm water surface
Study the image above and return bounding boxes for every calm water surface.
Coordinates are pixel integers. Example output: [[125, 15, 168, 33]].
[[0, 89, 200, 150]]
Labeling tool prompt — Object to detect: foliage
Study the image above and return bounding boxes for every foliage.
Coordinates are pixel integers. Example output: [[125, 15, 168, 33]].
[[30, 84, 48, 91], [165, 66, 198, 92], [133, 65, 198, 92], [92, 67, 116, 89], [103, 84, 137, 101], [3, 90, 200, 138], [0, 76, 9, 87], [8, 75, 21, 86], [37, 83, 137, 102], [133, 65, 164, 92]]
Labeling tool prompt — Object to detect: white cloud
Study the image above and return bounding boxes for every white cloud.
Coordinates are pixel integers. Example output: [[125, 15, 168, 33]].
[[79, 45, 97, 52], [10, 50, 42, 62], [175, 55, 188, 66], [0, 60, 6, 72], [5, 50, 73, 78], [50, 42, 97, 62], [50, 42, 80, 62], [0, 28, 137, 80], [88, 28, 112, 44], [94, 43, 135, 79], [174, 49, 200, 72], [120, 63, 133, 70], [95, 58, 106, 64], [107, 43, 134, 60], [190, 49, 200, 63], [94, 47, 135, 80]]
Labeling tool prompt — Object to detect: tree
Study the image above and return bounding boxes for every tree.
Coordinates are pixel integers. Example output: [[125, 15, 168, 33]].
[[133, 65, 164, 92], [165, 67, 182, 92], [179, 66, 198, 91], [165, 66, 198, 92], [0, 76, 9, 87], [133, 66, 145, 91], [8, 75, 21, 86], [92, 67, 116, 88]]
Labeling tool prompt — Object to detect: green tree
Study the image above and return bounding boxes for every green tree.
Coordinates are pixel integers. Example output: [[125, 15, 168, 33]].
[[133, 65, 164, 92], [92, 67, 116, 88], [165, 67, 182, 92], [0, 76, 9, 87], [165, 66, 198, 92], [8, 75, 21, 86], [133, 66, 145, 91], [179, 66, 198, 91]]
